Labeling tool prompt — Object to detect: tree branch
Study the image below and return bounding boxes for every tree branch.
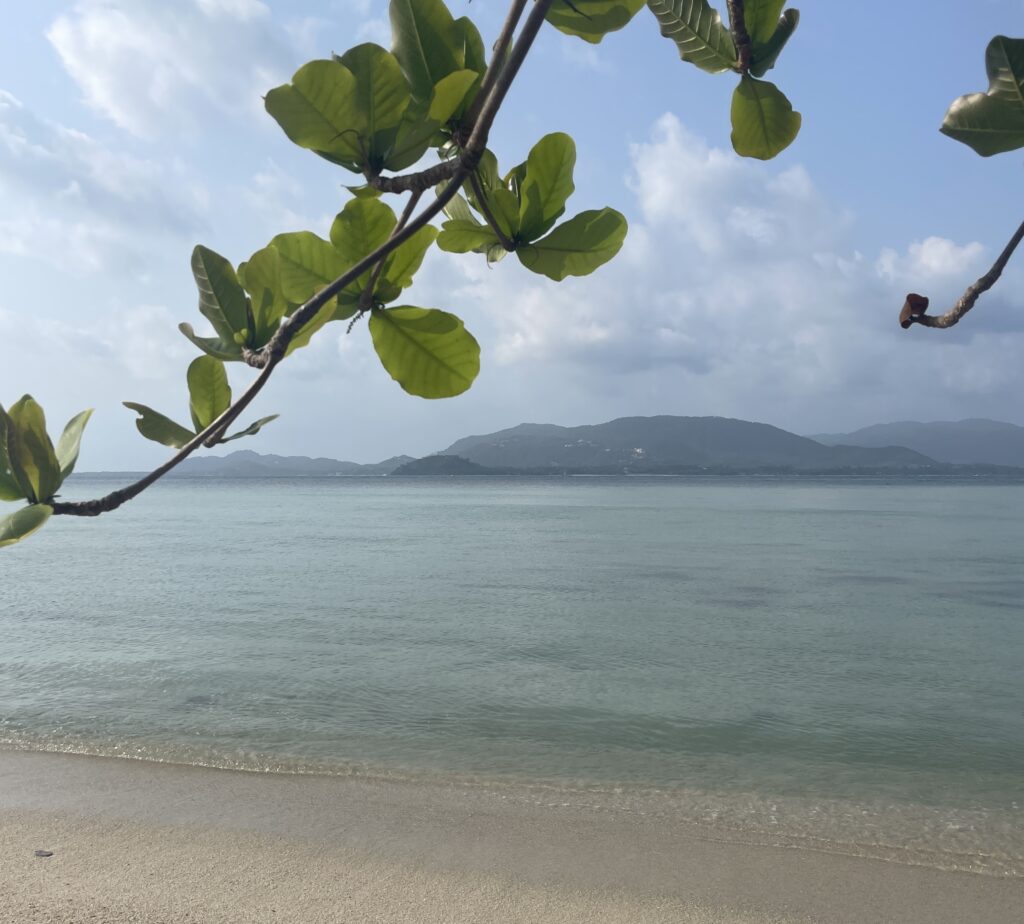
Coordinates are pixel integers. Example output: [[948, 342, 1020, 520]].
[[460, 0, 530, 136], [52, 0, 557, 518], [368, 160, 459, 194], [901, 217, 1024, 330], [726, 0, 752, 74]]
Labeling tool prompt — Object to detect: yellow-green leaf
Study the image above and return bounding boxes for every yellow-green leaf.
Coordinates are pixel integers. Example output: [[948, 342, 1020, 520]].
[[271, 231, 348, 309], [55, 409, 93, 482], [265, 59, 364, 171], [191, 246, 251, 348], [730, 74, 801, 160], [6, 395, 62, 503], [187, 357, 232, 433], [123, 403, 195, 449], [519, 132, 577, 242], [518, 208, 627, 281], [369, 306, 480, 398], [0, 503, 52, 549]]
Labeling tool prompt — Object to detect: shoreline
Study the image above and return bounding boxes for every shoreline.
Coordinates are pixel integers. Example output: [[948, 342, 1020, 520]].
[[3, 739, 1021, 878], [1, 750, 1021, 923]]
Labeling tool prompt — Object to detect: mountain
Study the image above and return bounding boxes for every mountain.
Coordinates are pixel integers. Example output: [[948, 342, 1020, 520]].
[[441, 416, 935, 471], [809, 419, 1024, 467], [168, 450, 414, 477], [392, 455, 491, 476]]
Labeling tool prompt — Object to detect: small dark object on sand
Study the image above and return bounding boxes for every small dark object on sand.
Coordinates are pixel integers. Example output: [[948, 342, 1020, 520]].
[[34, 850, 54, 858]]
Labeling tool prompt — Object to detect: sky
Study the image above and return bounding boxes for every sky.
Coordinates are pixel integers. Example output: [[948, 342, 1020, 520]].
[[1, 0, 1023, 470]]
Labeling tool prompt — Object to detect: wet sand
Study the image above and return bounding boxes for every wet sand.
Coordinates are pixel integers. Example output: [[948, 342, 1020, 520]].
[[0, 750, 1020, 923]]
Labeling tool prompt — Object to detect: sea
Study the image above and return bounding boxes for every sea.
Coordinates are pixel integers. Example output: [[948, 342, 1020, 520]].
[[2, 475, 1022, 875]]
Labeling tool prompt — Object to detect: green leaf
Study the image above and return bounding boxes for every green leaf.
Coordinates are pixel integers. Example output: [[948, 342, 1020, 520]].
[[383, 96, 437, 172], [330, 198, 397, 306], [749, 8, 799, 78], [55, 409, 93, 482], [546, 0, 645, 44], [192, 246, 251, 348], [518, 208, 628, 281], [941, 36, 1024, 157], [453, 16, 487, 115], [270, 231, 348, 308], [265, 59, 364, 171], [178, 324, 244, 362], [427, 69, 478, 123], [455, 16, 487, 74], [6, 396, 62, 504], [186, 357, 232, 433], [436, 220, 500, 253], [646, 0, 738, 73], [0, 406, 26, 502], [369, 306, 480, 398], [330, 199, 397, 267], [442, 192, 479, 225], [730, 74, 801, 159], [390, 0, 464, 102], [519, 132, 577, 242], [743, 0, 785, 44], [465, 152, 520, 240], [239, 246, 289, 347], [381, 225, 439, 293], [337, 43, 412, 170], [0, 504, 52, 549], [222, 415, 279, 443], [123, 403, 196, 449]]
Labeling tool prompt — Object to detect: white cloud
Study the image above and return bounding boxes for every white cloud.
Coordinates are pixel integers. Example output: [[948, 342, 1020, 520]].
[[47, 0, 299, 138], [0, 90, 206, 271], [421, 113, 1024, 435], [876, 236, 986, 284], [195, 0, 270, 21]]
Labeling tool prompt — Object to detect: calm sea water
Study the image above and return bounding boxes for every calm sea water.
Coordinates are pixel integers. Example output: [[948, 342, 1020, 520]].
[[2, 476, 1023, 873]]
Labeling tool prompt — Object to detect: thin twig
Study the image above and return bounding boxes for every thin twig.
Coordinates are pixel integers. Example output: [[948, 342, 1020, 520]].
[[464, 0, 555, 159], [461, 0, 530, 136], [352, 189, 425, 327], [469, 172, 516, 251], [905, 218, 1024, 330], [726, 0, 752, 73]]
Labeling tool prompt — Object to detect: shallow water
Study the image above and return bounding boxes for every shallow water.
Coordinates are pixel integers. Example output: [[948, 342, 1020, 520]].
[[2, 476, 1022, 873]]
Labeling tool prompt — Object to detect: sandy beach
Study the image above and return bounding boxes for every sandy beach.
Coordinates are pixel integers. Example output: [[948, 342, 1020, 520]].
[[0, 751, 1021, 923]]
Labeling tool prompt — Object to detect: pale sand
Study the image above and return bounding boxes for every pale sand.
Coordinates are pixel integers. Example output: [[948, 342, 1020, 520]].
[[1, 751, 1021, 923]]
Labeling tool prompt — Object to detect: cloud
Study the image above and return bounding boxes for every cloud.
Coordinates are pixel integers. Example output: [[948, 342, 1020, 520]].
[[0, 90, 207, 271], [876, 236, 986, 284], [419, 114, 1024, 434], [46, 0, 300, 138]]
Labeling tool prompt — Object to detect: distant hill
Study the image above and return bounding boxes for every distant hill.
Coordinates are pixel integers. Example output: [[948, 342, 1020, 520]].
[[809, 419, 1024, 467], [441, 416, 935, 471], [169, 450, 414, 478], [392, 455, 490, 476]]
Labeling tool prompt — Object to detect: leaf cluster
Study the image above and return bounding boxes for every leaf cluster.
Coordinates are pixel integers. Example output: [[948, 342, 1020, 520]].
[[124, 357, 277, 450], [265, 0, 487, 176], [437, 134, 628, 281], [0, 397, 92, 547]]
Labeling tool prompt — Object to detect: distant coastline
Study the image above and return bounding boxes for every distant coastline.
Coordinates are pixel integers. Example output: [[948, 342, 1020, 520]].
[[78, 414, 1024, 478]]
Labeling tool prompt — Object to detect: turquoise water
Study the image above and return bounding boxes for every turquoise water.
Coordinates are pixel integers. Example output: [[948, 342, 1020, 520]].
[[2, 477, 1023, 872]]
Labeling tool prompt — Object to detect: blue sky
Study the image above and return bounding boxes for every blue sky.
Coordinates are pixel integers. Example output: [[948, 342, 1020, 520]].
[[1, 0, 1023, 469]]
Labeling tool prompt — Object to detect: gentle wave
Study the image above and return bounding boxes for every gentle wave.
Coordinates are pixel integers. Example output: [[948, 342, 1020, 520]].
[[3, 733, 1022, 879]]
